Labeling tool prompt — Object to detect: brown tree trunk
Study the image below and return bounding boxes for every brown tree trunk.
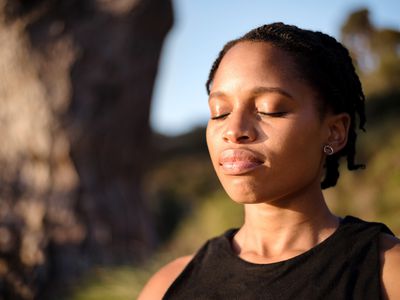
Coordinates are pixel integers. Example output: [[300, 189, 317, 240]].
[[0, 0, 173, 298]]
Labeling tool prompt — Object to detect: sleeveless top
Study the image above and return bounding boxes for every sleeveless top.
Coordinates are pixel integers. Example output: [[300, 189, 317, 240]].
[[163, 216, 394, 300]]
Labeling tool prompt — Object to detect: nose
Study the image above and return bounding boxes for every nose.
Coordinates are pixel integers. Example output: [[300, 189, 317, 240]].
[[222, 111, 257, 144]]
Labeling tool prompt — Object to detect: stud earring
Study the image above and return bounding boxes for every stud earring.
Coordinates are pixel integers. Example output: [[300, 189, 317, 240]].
[[323, 144, 334, 155]]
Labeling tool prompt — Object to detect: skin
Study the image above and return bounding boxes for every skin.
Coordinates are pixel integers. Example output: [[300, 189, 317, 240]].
[[138, 41, 400, 300]]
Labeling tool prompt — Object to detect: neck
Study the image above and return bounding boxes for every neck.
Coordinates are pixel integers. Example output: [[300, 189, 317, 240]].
[[233, 187, 339, 263]]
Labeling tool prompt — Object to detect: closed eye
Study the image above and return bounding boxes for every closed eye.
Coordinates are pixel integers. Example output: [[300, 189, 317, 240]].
[[211, 113, 230, 120], [258, 111, 287, 117]]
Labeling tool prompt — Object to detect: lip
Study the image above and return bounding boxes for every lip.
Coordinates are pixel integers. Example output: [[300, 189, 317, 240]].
[[218, 149, 264, 175]]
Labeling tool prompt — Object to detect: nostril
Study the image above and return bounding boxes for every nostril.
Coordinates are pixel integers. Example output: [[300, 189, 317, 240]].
[[237, 135, 250, 141], [223, 126, 257, 143], [224, 134, 252, 144]]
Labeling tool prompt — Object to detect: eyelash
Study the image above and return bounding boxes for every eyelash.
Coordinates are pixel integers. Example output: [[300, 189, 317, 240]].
[[211, 113, 230, 120], [211, 111, 287, 120], [258, 111, 287, 117]]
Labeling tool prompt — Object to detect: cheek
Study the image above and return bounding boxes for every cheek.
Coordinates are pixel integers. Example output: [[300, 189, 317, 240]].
[[206, 123, 219, 166], [269, 118, 324, 176]]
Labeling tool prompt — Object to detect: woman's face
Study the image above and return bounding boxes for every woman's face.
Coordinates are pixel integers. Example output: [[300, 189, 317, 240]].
[[206, 41, 333, 205]]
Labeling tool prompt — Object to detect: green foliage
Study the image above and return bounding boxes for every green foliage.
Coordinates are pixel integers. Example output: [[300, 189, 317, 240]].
[[143, 152, 221, 242], [164, 189, 242, 255], [341, 8, 400, 94], [70, 267, 148, 300]]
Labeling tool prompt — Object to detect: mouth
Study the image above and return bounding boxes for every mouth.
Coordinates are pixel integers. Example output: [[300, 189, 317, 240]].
[[218, 149, 264, 175]]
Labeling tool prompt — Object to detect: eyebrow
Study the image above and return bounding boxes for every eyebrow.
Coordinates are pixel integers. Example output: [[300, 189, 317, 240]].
[[209, 86, 294, 101]]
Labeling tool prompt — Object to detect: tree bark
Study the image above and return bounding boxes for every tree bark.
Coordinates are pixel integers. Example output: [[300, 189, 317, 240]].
[[0, 0, 173, 298]]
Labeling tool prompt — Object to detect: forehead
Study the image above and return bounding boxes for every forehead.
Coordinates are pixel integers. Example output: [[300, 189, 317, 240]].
[[211, 41, 314, 97], [212, 41, 305, 89], [223, 41, 291, 65]]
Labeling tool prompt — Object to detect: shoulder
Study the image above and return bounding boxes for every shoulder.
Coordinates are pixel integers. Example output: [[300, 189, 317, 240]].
[[379, 233, 400, 300], [137, 255, 193, 300]]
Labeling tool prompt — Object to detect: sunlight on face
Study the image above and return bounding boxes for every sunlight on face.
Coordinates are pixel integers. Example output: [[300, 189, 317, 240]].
[[206, 41, 329, 205]]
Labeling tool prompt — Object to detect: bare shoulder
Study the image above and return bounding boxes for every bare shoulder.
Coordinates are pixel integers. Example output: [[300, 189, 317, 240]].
[[137, 255, 193, 300], [380, 233, 400, 300]]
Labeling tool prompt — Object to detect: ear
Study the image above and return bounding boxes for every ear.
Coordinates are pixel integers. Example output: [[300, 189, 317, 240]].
[[324, 113, 350, 153]]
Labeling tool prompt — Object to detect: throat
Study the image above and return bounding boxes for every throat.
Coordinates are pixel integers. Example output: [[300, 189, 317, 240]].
[[231, 209, 340, 264]]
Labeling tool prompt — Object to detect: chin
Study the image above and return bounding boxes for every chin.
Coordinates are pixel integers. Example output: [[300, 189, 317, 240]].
[[217, 176, 257, 203], [222, 182, 267, 204]]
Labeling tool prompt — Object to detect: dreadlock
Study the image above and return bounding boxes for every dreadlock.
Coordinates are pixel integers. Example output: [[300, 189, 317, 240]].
[[205, 23, 366, 189]]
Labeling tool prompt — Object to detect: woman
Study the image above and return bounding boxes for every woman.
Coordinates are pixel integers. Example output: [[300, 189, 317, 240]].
[[139, 23, 400, 299]]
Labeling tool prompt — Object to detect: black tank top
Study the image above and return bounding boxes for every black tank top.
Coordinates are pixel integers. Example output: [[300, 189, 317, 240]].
[[163, 216, 393, 299]]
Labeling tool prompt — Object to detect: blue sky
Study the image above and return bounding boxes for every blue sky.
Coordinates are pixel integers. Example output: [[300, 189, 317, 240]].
[[150, 0, 400, 136]]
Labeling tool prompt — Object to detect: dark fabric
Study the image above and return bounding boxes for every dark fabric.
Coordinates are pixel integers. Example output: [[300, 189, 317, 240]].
[[163, 216, 394, 300]]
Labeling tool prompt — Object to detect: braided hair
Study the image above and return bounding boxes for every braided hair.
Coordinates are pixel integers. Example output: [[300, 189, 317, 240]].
[[206, 23, 366, 189]]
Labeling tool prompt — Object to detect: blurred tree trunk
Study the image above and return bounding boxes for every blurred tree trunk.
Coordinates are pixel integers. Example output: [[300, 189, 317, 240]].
[[0, 0, 173, 298]]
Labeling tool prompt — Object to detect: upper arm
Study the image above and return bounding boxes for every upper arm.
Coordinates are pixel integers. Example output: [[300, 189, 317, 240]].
[[380, 233, 400, 300], [137, 255, 193, 300]]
